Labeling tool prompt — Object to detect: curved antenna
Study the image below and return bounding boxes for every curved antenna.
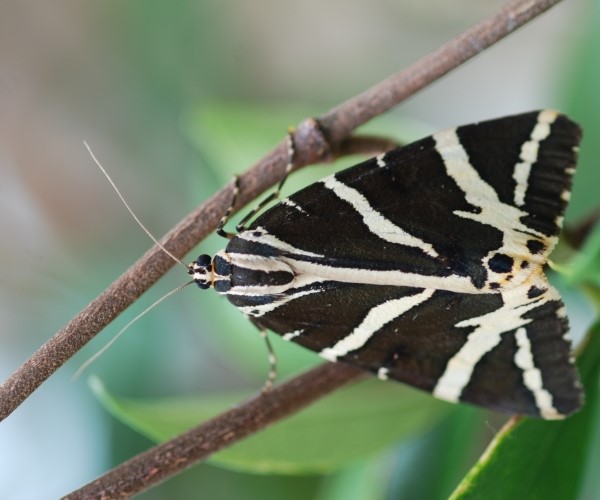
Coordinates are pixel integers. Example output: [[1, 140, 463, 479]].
[[83, 141, 188, 270], [73, 280, 194, 380]]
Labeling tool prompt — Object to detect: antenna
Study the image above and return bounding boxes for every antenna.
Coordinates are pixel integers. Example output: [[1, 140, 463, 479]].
[[83, 141, 188, 270], [73, 280, 194, 380], [76, 142, 196, 376]]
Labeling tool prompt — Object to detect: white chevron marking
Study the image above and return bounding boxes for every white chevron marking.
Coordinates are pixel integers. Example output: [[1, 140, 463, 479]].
[[513, 110, 557, 206], [432, 276, 557, 404], [320, 289, 435, 362], [322, 176, 439, 258], [514, 327, 561, 419]]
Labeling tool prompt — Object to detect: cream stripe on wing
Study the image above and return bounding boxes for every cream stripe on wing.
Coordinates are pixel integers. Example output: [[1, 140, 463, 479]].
[[513, 110, 557, 206], [236, 287, 321, 317], [433, 128, 527, 230], [237, 227, 326, 258], [432, 280, 551, 403], [514, 327, 561, 419], [322, 176, 439, 258], [320, 289, 435, 362], [433, 125, 555, 291], [433, 124, 545, 241]]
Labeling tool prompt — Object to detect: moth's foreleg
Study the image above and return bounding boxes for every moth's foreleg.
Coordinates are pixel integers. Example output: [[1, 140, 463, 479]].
[[259, 328, 277, 393], [236, 131, 296, 233], [216, 175, 241, 240]]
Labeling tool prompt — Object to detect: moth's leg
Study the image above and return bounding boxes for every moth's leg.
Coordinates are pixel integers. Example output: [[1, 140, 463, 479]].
[[236, 131, 296, 233], [216, 175, 241, 240], [259, 328, 277, 393]]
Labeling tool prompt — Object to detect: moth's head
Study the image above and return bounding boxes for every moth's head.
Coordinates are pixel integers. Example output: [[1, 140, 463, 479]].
[[188, 254, 213, 289]]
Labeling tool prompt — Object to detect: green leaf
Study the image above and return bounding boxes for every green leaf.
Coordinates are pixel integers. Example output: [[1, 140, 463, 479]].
[[386, 405, 488, 500], [315, 458, 389, 500], [562, 0, 600, 223], [557, 220, 600, 310], [450, 323, 600, 500], [90, 375, 451, 475], [564, 223, 600, 289]]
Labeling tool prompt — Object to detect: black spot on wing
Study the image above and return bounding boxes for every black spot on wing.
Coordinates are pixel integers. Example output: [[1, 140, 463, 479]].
[[527, 239, 545, 255], [488, 254, 514, 273], [527, 285, 547, 299]]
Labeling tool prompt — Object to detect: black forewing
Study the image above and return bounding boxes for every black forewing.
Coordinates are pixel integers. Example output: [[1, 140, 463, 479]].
[[246, 111, 581, 285]]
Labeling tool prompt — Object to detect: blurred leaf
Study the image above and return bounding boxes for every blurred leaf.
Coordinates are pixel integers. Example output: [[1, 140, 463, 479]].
[[91, 375, 451, 475], [384, 405, 493, 500], [450, 323, 600, 500], [559, 222, 600, 310], [422, 407, 489, 499], [564, 223, 600, 286], [562, 0, 600, 223], [315, 458, 389, 500], [183, 102, 314, 182]]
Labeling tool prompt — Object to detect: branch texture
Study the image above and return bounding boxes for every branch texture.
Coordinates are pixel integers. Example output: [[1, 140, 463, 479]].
[[64, 363, 366, 499]]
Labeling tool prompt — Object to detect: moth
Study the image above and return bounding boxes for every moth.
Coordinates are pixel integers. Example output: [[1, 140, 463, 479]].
[[189, 110, 583, 419]]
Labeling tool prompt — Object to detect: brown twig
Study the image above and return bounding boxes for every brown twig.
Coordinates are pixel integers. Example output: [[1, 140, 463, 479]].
[[0, 0, 566, 496], [64, 363, 367, 499], [336, 134, 401, 157], [318, 0, 565, 143]]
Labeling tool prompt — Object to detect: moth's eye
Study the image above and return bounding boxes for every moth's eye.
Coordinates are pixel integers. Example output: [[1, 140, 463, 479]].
[[196, 280, 211, 290], [196, 254, 212, 267]]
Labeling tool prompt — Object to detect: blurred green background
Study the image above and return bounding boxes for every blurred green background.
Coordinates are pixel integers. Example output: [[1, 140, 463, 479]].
[[1, 1, 598, 499]]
